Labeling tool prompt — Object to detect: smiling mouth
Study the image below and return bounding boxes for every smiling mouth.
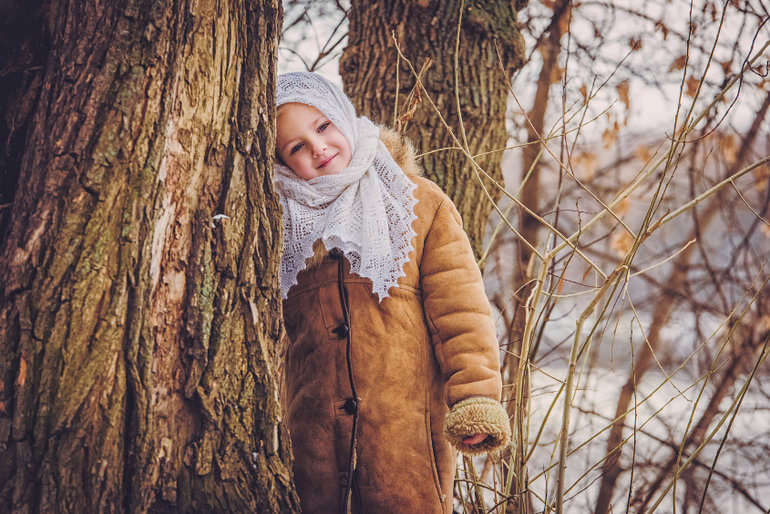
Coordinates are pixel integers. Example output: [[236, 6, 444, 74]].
[[317, 154, 337, 169]]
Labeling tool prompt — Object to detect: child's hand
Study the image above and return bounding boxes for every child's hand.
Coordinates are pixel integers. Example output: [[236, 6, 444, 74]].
[[462, 433, 488, 446]]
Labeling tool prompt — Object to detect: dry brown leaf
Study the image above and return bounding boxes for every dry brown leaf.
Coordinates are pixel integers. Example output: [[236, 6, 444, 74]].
[[670, 55, 687, 72], [574, 151, 598, 181], [579, 84, 588, 100], [396, 84, 422, 132], [720, 133, 738, 165], [611, 231, 635, 258], [602, 127, 618, 149], [617, 80, 630, 110], [629, 36, 642, 51], [655, 20, 669, 40], [754, 164, 770, 191], [635, 144, 653, 163], [614, 197, 631, 218], [685, 76, 700, 98]]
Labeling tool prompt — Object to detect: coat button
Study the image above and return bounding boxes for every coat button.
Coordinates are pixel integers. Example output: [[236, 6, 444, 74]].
[[332, 323, 349, 339], [343, 398, 357, 415]]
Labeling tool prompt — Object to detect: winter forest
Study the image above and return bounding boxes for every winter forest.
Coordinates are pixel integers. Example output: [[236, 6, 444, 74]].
[[0, 0, 769, 512]]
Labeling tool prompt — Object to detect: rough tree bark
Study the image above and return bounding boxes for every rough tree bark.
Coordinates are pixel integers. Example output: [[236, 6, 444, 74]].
[[0, 0, 299, 512], [339, 0, 525, 258]]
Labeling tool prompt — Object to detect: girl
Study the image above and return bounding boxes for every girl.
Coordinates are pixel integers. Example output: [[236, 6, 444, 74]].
[[274, 72, 510, 514]]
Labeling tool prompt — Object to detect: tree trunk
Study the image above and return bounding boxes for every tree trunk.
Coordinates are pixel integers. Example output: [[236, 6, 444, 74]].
[[340, 0, 525, 258], [0, 0, 299, 512]]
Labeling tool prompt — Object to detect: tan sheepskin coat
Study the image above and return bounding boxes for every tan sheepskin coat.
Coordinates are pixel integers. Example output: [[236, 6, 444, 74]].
[[281, 129, 510, 514]]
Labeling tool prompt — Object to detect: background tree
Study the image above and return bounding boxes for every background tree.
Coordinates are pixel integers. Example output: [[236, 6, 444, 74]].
[[0, 0, 299, 512], [339, 0, 527, 258]]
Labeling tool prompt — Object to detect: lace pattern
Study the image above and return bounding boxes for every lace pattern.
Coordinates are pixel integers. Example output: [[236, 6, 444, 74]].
[[274, 72, 418, 301]]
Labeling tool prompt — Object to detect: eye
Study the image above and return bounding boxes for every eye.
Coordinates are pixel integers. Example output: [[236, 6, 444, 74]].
[[318, 121, 330, 132], [290, 142, 304, 155]]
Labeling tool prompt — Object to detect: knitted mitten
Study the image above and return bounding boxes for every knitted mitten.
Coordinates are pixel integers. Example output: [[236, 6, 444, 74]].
[[443, 397, 512, 455]]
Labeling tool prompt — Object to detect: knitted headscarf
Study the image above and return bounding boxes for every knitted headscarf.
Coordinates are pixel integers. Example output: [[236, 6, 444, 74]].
[[273, 72, 418, 301]]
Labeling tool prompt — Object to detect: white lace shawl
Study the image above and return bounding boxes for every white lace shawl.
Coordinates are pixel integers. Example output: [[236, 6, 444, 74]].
[[273, 72, 418, 301]]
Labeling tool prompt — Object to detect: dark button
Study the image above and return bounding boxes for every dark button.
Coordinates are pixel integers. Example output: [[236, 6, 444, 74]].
[[331, 323, 349, 339], [343, 398, 358, 415]]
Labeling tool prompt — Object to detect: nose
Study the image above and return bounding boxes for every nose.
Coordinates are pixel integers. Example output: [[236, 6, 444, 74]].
[[310, 137, 327, 158]]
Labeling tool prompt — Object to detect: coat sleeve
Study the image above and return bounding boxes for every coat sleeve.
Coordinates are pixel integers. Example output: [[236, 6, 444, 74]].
[[419, 196, 511, 454]]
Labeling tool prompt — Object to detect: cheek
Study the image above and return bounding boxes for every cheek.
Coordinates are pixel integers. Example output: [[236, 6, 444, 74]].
[[340, 137, 353, 161], [338, 145, 352, 168], [278, 152, 303, 175]]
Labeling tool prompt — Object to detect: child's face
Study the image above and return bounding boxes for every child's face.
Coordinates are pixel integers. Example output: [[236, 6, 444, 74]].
[[276, 103, 352, 180]]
